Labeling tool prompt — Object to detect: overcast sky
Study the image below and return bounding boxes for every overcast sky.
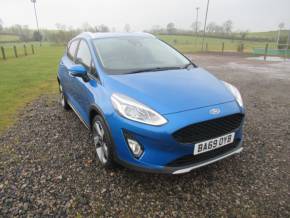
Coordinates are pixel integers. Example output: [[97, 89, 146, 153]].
[[1, 0, 289, 32]]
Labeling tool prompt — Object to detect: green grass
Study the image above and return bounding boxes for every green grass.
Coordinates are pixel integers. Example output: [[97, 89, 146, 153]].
[[0, 44, 64, 132], [247, 30, 289, 39], [158, 34, 276, 53], [0, 34, 20, 42]]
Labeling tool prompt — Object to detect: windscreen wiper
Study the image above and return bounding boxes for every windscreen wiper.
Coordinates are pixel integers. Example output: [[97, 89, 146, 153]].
[[127, 66, 182, 74], [182, 63, 194, 69]]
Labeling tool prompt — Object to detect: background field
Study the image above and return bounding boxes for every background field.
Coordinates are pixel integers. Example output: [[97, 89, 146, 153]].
[[0, 34, 20, 42], [158, 34, 276, 53], [0, 45, 64, 132]]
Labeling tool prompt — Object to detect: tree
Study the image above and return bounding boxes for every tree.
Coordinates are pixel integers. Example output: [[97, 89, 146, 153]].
[[240, 30, 248, 40], [151, 25, 162, 34], [223, 20, 233, 35], [190, 22, 201, 33], [33, 31, 42, 41], [277, 22, 285, 46], [206, 22, 217, 33], [278, 22, 285, 29], [7, 24, 31, 41], [55, 23, 67, 31], [81, 22, 94, 32], [95, 24, 110, 32], [0, 18, 3, 32], [124, 24, 131, 32], [206, 22, 223, 34], [166, 22, 176, 34]]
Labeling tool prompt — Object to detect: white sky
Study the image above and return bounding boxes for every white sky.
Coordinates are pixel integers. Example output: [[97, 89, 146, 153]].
[[0, 0, 290, 32]]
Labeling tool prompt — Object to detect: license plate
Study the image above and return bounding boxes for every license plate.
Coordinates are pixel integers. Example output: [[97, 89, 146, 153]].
[[194, 132, 235, 155]]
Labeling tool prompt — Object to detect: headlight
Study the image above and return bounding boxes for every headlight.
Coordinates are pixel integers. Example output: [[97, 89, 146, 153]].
[[111, 93, 167, 126], [222, 81, 243, 107]]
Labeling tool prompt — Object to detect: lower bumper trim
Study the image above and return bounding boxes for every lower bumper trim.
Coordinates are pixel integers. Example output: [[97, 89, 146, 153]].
[[116, 142, 243, 174], [172, 146, 243, 174]]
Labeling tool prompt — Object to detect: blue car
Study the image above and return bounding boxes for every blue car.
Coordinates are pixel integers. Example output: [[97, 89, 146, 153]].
[[57, 32, 245, 174]]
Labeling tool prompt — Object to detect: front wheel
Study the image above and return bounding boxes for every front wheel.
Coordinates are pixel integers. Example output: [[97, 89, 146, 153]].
[[92, 115, 115, 168], [59, 83, 70, 110]]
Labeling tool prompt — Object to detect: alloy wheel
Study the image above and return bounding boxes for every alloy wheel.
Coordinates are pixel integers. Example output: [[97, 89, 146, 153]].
[[93, 120, 109, 164], [59, 85, 65, 107]]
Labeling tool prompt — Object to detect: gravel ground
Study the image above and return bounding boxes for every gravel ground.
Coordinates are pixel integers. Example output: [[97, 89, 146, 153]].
[[0, 54, 289, 217]]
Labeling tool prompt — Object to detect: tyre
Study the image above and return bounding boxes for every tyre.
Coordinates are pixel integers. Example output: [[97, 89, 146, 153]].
[[92, 115, 115, 168], [59, 83, 70, 110]]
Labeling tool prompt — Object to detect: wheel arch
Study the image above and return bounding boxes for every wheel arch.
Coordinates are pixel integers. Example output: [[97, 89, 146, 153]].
[[89, 105, 119, 160], [89, 105, 106, 130]]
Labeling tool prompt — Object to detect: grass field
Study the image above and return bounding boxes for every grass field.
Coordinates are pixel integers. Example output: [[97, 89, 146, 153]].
[[247, 30, 289, 39], [158, 34, 276, 53], [0, 34, 20, 42], [0, 45, 64, 132]]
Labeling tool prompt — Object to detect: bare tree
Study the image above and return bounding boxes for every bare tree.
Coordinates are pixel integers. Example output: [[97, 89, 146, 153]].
[[240, 30, 248, 40], [124, 24, 131, 32], [95, 24, 110, 32], [277, 22, 285, 46], [191, 22, 201, 33], [278, 22, 285, 29], [151, 25, 162, 34], [55, 23, 67, 31], [81, 22, 94, 32], [223, 20, 233, 35], [206, 22, 224, 34], [206, 22, 217, 33]]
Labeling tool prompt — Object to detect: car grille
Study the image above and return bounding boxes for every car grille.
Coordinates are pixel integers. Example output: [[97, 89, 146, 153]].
[[172, 113, 244, 144], [166, 139, 241, 167]]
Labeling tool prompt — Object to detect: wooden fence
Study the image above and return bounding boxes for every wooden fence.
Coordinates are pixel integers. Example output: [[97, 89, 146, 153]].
[[0, 44, 36, 60]]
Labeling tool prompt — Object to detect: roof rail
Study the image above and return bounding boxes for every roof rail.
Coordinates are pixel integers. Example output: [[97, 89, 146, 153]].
[[78, 32, 94, 38]]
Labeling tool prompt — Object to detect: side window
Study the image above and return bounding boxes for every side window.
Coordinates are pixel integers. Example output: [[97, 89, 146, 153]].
[[76, 40, 92, 68], [67, 40, 79, 61]]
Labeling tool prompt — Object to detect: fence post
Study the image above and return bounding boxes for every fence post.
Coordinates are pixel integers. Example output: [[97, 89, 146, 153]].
[[24, 44, 27, 56], [31, 44, 35, 54], [206, 43, 208, 52], [13, 45, 18, 58], [264, 43, 269, 61], [222, 42, 224, 55], [1, 46, 6, 60], [240, 43, 244, 53]]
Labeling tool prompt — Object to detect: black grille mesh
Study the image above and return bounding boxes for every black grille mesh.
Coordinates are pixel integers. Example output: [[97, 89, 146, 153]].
[[172, 113, 244, 144]]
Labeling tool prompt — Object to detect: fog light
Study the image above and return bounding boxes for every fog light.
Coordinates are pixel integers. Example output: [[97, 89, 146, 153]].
[[127, 138, 143, 158]]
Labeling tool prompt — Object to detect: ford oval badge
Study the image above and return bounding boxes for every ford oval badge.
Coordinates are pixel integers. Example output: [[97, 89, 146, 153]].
[[209, 108, 221, 115]]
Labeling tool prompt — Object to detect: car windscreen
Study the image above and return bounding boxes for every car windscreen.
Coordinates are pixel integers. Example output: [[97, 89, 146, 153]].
[[92, 37, 191, 74]]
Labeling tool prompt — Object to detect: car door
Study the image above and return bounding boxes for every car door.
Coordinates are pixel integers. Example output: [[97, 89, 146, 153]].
[[59, 39, 80, 103], [70, 39, 99, 125]]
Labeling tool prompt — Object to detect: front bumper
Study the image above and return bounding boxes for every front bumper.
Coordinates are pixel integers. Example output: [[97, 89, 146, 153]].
[[106, 100, 244, 174], [117, 141, 243, 174]]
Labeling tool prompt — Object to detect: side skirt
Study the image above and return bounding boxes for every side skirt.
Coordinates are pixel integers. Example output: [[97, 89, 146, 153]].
[[67, 100, 90, 129]]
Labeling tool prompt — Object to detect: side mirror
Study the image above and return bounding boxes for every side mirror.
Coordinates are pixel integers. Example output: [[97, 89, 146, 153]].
[[68, 64, 87, 77]]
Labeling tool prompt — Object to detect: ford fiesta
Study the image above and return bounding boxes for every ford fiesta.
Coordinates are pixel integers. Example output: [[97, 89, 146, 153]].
[[57, 32, 245, 174]]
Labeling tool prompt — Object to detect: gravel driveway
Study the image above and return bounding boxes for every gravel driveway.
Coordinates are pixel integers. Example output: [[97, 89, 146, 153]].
[[0, 54, 289, 217]]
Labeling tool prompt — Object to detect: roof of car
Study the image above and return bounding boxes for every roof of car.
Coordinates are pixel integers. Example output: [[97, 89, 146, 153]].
[[77, 32, 155, 40]]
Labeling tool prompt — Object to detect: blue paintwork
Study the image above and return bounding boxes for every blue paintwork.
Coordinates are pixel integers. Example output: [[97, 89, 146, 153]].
[[58, 32, 245, 173], [68, 64, 87, 76]]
